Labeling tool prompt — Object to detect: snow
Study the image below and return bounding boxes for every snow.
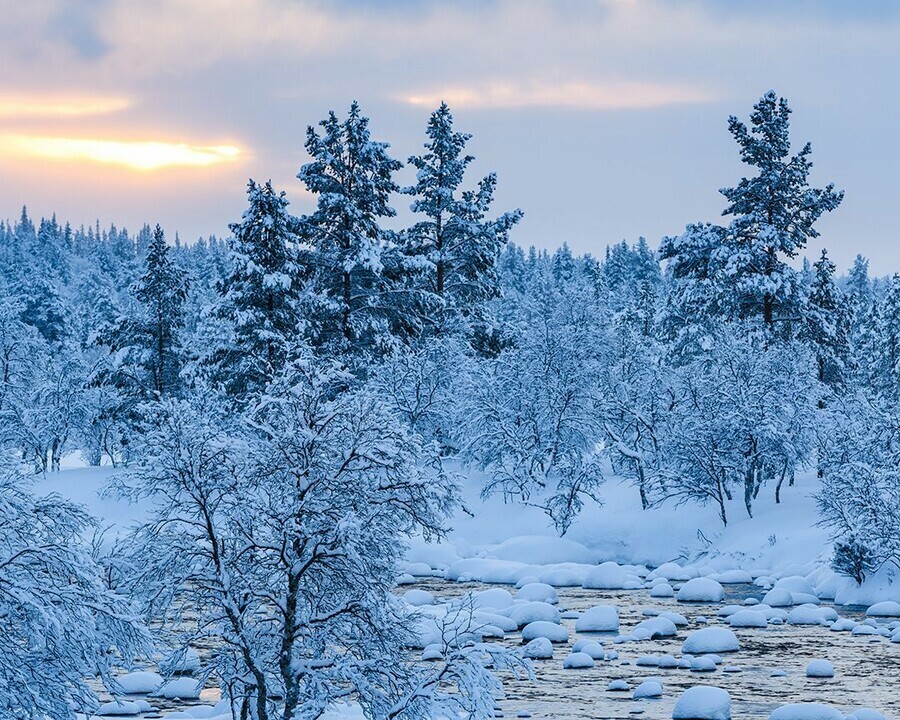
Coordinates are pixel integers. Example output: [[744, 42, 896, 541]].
[[633, 679, 663, 698], [681, 628, 740, 654], [582, 561, 630, 589], [672, 686, 731, 720], [768, 704, 845, 720], [491, 535, 597, 565], [521, 620, 569, 643], [563, 651, 594, 669], [402, 589, 435, 606], [762, 588, 795, 607], [651, 582, 675, 597], [805, 659, 835, 678], [866, 601, 900, 617], [516, 582, 558, 604], [727, 609, 768, 628], [574, 604, 619, 632], [114, 671, 163, 694], [472, 587, 514, 610], [677, 578, 725, 603], [96, 700, 143, 716], [155, 677, 203, 700], [523, 637, 554, 659], [508, 601, 560, 627]]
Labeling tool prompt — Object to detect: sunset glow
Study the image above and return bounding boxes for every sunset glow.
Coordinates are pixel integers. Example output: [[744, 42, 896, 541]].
[[1, 135, 242, 171], [0, 94, 131, 119]]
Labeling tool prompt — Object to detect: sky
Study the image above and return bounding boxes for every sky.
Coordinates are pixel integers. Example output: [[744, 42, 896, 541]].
[[2, 0, 900, 273]]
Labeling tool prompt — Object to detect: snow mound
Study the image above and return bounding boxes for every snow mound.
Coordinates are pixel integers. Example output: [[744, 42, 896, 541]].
[[509, 601, 560, 627], [155, 677, 203, 700], [677, 578, 725, 603], [847, 709, 887, 720], [651, 583, 675, 597], [583, 562, 630, 589], [523, 637, 553, 659], [96, 700, 143, 716], [634, 679, 663, 699], [787, 605, 836, 626], [607, 679, 630, 691], [728, 610, 767, 628], [805, 659, 835, 678], [115, 671, 163, 694], [403, 589, 434, 606], [574, 604, 619, 632], [672, 686, 731, 720], [762, 588, 794, 607], [516, 582, 558, 604], [682, 628, 740, 654], [522, 620, 569, 643], [768, 704, 844, 720], [492, 535, 597, 565], [472, 587, 514, 610], [633, 616, 678, 638], [713, 570, 753, 584], [866, 601, 900, 617], [651, 562, 698, 582], [774, 576, 817, 596], [563, 651, 595, 669]]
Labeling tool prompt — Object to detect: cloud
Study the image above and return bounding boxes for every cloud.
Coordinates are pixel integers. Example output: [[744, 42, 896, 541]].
[[397, 79, 716, 111], [0, 135, 241, 171], [0, 93, 130, 119]]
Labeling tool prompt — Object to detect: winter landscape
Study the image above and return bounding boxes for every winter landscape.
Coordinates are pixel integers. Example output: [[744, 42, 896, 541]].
[[3, 2, 900, 720]]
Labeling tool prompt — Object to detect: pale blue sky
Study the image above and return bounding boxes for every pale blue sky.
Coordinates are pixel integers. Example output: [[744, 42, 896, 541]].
[[1, 0, 898, 273]]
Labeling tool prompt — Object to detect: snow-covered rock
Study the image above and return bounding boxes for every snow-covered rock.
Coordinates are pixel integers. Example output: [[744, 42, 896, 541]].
[[155, 677, 203, 700], [774, 576, 817, 596], [521, 620, 569, 643], [768, 704, 844, 720], [682, 628, 739, 654], [847, 709, 887, 720], [574, 604, 619, 632], [516, 582, 558, 604], [563, 651, 594, 669], [762, 588, 794, 607], [472, 587, 514, 610], [672, 686, 731, 720], [633, 616, 678, 638], [509, 601, 560, 627], [866, 601, 900, 617], [713, 569, 753, 584], [607, 679, 630, 691], [805, 659, 834, 678], [403, 589, 435, 606], [677, 578, 725, 603], [650, 583, 675, 598], [163, 647, 201, 675], [728, 610, 767, 628], [787, 605, 834, 626], [690, 656, 717, 672], [115, 671, 163, 694], [633, 679, 663, 699], [583, 562, 629, 590], [523, 637, 554, 659], [96, 701, 143, 716]]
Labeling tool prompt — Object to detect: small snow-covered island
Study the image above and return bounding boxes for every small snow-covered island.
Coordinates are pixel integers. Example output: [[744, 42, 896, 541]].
[[2, 3, 899, 720]]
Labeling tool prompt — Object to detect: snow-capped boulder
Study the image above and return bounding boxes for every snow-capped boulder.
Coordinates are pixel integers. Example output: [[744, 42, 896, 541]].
[[522, 620, 569, 643], [509, 601, 560, 627], [474, 610, 518, 633], [651, 562, 696, 582], [580, 642, 606, 659], [774, 576, 817, 596], [805, 660, 834, 678], [574, 604, 619, 633], [658, 611, 690, 627], [768, 704, 844, 720], [583, 562, 629, 590], [607, 679, 630, 691], [658, 654, 678, 668], [563, 651, 594, 669], [829, 618, 857, 632], [96, 701, 143, 716], [162, 647, 201, 675], [634, 679, 663, 699], [728, 610, 767, 628], [787, 605, 833, 626], [523, 637, 554, 659], [636, 655, 660, 667], [422, 645, 443, 661], [115, 671, 163, 694], [539, 565, 587, 587], [847, 709, 887, 720], [633, 616, 678, 638], [690, 656, 717, 672], [672, 686, 731, 720], [713, 570, 753, 584], [677, 578, 725, 603], [651, 583, 675, 598], [762, 588, 794, 607], [403, 589, 435, 606], [155, 677, 203, 700], [472, 588, 514, 610], [516, 582, 558, 604], [682, 628, 740, 654], [866, 601, 900, 617]]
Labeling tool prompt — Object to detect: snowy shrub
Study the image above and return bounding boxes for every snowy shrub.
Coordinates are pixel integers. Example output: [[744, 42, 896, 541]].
[[115, 354, 522, 720], [0, 463, 149, 719]]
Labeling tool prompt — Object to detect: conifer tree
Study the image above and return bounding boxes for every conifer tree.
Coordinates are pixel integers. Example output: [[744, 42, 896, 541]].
[[404, 103, 522, 332], [804, 249, 851, 387]]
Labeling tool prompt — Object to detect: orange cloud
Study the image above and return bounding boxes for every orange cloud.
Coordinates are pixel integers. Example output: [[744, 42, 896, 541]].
[[398, 79, 715, 111], [0, 93, 131, 119], [0, 135, 241, 171]]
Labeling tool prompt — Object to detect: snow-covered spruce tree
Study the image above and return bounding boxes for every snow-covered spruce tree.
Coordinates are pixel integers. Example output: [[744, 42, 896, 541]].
[[0, 463, 149, 719], [299, 102, 424, 358], [98, 224, 188, 400], [802, 249, 852, 388], [661, 91, 843, 347], [456, 263, 605, 534], [117, 355, 522, 720], [208, 179, 306, 397], [663, 329, 820, 523], [404, 102, 522, 334]]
